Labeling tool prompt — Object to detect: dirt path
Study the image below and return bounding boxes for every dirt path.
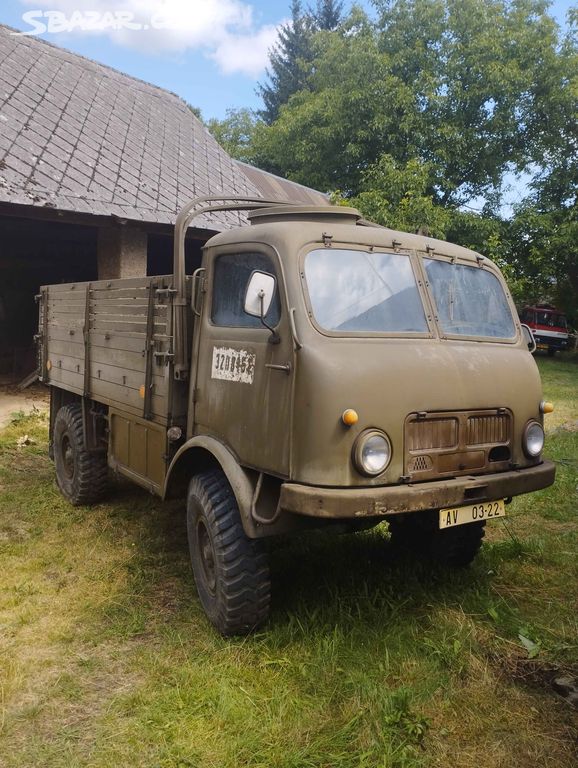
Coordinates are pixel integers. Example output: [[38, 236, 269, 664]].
[[0, 384, 48, 428]]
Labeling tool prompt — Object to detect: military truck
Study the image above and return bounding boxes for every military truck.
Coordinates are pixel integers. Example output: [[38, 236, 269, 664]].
[[38, 196, 556, 635]]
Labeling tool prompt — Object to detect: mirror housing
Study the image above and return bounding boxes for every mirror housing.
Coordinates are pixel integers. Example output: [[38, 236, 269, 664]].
[[244, 271, 276, 318], [521, 323, 536, 353], [243, 270, 280, 344]]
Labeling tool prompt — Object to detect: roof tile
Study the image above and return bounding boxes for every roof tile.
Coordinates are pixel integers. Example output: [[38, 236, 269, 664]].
[[0, 25, 326, 229]]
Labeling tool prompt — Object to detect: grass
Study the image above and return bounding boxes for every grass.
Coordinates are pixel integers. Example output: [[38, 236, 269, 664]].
[[0, 354, 577, 767]]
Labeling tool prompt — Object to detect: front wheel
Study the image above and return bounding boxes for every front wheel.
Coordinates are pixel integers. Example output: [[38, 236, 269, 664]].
[[388, 510, 485, 567], [186, 469, 271, 636]]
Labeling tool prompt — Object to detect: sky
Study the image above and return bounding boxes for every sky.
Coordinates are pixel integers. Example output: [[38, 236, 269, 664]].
[[0, 0, 575, 214], [2, 0, 575, 123], [1, 0, 295, 120]]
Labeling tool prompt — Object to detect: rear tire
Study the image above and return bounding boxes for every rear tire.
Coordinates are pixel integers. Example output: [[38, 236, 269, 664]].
[[388, 510, 485, 567], [186, 469, 271, 636], [53, 404, 108, 506]]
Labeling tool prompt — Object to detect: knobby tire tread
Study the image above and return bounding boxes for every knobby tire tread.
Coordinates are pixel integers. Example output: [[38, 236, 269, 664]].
[[187, 469, 271, 636]]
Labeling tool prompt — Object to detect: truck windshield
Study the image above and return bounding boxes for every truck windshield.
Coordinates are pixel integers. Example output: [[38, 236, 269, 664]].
[[424, 259, 515, 338], [304, 248, 428, 333], [536, 311, 567, 329]]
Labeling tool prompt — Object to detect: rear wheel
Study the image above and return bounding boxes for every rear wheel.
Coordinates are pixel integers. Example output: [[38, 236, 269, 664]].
[[186, 469, 271, 636], [388, 510, 485, 567], [53, 404, 108, 506]]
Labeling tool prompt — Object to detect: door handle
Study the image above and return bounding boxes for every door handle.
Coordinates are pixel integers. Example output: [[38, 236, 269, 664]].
[[191, 267, 206, 317], [265, 362, 292, 374], [289, 307, 303, 350]]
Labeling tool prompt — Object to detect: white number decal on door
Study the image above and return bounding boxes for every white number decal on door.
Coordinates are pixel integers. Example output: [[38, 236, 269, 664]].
[[211, 347, 256, 384]]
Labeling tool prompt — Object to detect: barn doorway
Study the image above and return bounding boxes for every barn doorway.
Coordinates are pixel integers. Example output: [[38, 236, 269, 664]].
[[0, 215, 98, 381]]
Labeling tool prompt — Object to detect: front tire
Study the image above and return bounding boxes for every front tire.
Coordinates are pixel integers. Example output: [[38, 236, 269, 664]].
[[186, 469, 271, 636], [53, 404, 108, 506], [388, 510, 485, 567]]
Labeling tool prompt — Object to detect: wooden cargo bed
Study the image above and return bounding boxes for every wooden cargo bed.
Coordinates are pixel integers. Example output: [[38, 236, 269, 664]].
[[38, 274, 191, 427]]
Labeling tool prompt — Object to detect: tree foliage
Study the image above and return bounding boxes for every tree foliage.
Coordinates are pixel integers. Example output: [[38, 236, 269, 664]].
[[257, 0, 345, 124], [348, 156, 451, 238], [257, 1, 316, 125], [504, 7, 578, 318], [249, 0, 577, 315], [206, 108, 260, 164], [312, 0, 345, 30]]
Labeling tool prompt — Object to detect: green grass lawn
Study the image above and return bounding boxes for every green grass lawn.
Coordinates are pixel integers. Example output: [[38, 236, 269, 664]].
[[1, 355, 577, 768]]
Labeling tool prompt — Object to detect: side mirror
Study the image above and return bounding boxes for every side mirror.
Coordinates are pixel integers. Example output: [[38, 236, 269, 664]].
[[244, 270, 280, 344], [244, 271, 276, 318], [521, 323, 536, 353]]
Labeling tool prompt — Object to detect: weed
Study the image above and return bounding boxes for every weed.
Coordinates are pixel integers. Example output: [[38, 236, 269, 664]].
[[9, 410, 27, 425]]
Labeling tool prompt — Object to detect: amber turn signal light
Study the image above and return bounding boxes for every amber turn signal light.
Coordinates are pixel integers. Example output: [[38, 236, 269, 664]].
[[342, 409, 359, 426], [540, 401, 554, 414]]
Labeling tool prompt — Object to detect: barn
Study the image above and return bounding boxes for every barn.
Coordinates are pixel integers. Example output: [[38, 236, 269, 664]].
[[0, 25, 327, 381]]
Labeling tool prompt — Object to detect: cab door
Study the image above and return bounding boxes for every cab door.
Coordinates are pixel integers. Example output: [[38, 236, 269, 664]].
[[192, 246, 294, 477]]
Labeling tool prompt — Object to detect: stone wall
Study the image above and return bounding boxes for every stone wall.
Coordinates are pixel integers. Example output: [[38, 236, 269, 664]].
[[97, 225, 147, 279]]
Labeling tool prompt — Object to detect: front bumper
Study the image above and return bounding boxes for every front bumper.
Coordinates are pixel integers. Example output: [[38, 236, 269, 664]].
[[534, 335, 568, 350], [280, 461, 556, 519]]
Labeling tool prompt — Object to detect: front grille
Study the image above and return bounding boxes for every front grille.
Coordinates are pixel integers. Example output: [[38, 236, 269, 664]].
[[405, 409, 512, 481], [467, 414, 509, 445], [407, 417, 458, 451]]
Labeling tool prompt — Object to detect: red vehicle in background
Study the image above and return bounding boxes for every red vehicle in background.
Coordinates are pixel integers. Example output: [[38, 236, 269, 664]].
[[520, 304, 569, 356]]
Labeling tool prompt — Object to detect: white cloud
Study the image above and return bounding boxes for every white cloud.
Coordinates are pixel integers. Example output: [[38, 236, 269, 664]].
[[17, 0, 281, 77], [212, 24, 279, 77]]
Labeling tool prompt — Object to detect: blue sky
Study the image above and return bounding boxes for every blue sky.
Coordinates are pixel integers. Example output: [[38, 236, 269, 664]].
[[2, 0, 575, 122]]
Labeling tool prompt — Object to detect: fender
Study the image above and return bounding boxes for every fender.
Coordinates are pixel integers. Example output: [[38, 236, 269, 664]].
[[163, 435, 260, 538]]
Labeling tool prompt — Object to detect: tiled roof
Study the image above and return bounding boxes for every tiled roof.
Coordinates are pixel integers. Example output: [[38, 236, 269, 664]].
[[0, 25, 261, 230], [235, 161, 330, 206]]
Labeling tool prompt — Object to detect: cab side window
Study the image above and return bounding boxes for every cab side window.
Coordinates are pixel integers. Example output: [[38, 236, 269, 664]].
[[211, 252, 281, 328]]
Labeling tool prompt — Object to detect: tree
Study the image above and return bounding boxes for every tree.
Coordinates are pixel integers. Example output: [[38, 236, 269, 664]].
[[257, 1, 316, 125], [503, 7, 578, 318], [253, 16, 419, 192], [252, 0, 576, 307], [348, 155, 451, 237], [373, 0, 564, 206], [257, 1, 346, 125], [206, 108, 261, 164], [187, 105, 203, 121], [256, 0, 567, 205], [311, 0, 344, 30], [506, 164, 578, 321]]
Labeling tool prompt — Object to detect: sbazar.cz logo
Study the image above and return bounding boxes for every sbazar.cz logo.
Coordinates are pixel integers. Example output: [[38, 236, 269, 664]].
[[12, 10, 178, 36]]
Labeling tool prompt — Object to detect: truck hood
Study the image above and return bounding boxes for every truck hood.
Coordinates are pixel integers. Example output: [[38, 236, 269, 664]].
[[290, 338, 543, 486]]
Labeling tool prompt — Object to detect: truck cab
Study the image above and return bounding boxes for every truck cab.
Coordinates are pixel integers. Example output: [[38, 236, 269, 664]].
[[40, 200, 556, 636]]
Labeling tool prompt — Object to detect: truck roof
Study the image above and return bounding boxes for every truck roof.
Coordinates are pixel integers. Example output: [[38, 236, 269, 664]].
[[204, 205, 489, 265]]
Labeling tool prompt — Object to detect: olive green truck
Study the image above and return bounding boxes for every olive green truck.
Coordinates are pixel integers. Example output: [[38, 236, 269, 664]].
[[38, 197, 556, 635]]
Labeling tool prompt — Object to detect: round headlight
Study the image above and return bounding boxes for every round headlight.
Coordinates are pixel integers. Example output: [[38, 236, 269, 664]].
[[354, 430, 392, 476], [523, 421, 544, 458]]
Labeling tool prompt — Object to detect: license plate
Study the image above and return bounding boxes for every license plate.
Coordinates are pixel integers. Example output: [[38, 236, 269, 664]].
[[537, 343, 548, 350], [439, 499, 506, 529]]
